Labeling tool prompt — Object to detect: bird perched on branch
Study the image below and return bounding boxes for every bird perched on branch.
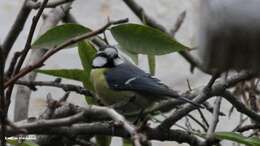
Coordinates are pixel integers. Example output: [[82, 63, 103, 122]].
[[90, 46, 200, 115]]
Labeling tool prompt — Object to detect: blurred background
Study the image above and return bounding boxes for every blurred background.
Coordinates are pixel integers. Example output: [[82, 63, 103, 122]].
[[1, 0, 241, 146]]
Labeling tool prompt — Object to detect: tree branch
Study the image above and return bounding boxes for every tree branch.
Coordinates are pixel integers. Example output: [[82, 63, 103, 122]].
[[0, 45, 6, 145], [157, 71, 256, 130], [13, 2, 74, 122], [5, 0, 49, 118], [206, 97, 222, 138], [15, 79, 93, 97], [2, 0, 31, 60], [27, 0, 74, 9], [4, 18, 128, 89], [5, 101, 204, 146]]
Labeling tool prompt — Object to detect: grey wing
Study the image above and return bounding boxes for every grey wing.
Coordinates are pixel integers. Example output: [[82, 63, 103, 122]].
[[105, 63, 178, 98]]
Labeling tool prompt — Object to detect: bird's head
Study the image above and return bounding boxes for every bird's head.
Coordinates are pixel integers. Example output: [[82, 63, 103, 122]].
[[92, 46, 124, 68]]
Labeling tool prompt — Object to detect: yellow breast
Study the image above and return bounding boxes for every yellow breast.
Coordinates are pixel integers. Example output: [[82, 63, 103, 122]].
[[90, 68, 135, 105]]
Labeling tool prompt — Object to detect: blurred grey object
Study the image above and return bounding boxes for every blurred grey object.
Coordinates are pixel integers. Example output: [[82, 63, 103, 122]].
[[197, 0, 260, 73]]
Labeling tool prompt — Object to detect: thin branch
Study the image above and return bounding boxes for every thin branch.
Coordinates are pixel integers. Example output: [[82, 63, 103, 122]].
[[171, 11, 186, 36], [222, 91, 260, 123], [157, 71, 256, 130], [4, 18, 128, 88], [5, 0, 49, 116], [122, 0, 166, 32], [13, 2, 74, 122], [236, 124, 260, 133], [4, 122, 204, 146], [62, 13, 108, 48], [6, 52, 22, 78], [4, 100, 204, 146], [15, 80, 93, 97], [13, 0, 49, 78], [18, 112, 85, 129], [187, 114, 207, 132], [27, 0, 74, 9], [2, 0, 31, 60], [0, 45, 6, 146], [197, 109, 209, 128], [206, 97, 222, 138]]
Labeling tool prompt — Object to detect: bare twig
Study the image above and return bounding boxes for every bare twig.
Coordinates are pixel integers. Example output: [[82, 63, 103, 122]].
[[5, 0, 49, 116], [187, 114, 207, 132], [15, 80, 93, 97], [13, 2, 74, 122], [197, 109, 209, 128], [206, 97, 222, 138], [171, 11, 186, 36], [5, 101, 204, 146], [122, 0, 166, 32], [62, 13, 108, 48], [222, 91, 260, 123], [27, 0, 74, 9], [6, 52, 22, 78], [157, 71, 256, 130], [13, 0, 49, 79], [4, 18, 128, 88], [2, 0, 31, 59], [236, 124, 260, 133], [0, 45, 6, 146]]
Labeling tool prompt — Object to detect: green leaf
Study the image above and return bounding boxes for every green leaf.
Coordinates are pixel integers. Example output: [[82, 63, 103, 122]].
[[77, 41, 97, 104], [111, 23, 186, 55], [32, 23, 91, 49], [117, 45, 138, 64], [148, 55, 156, 75], [78, 41, 96, 90], [37, 69, 85, 81], [214, 132, 260, 146]]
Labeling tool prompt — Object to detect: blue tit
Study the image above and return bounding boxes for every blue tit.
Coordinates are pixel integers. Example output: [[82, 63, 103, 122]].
[[90, 46, 200, 114]]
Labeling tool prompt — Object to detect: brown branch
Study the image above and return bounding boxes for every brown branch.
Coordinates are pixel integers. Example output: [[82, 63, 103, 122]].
[[157, 71, 256, 130], [206, 97, 222, 138], [5, 52, 21, 78], [27, 0, 74, 9], [0, 45, 6, 145], [4, 101, 204, 146], [5, 0, 49, 117], [171, 11, 186, 36], [222, 91, 260, 123], [4, 18, 128, 88], [122, 0, 166, 32], [62, 13, 108, 48], [15, 80, 94, 97], [236, 124, 260, 133], [13, 2, 74, 122], [4, 122, 204, 146], [2, 0, 31, 60], [13, 103, 144, 146]]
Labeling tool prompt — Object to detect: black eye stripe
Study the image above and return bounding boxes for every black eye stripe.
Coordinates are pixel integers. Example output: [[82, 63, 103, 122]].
[[96, 52, 107, 57]]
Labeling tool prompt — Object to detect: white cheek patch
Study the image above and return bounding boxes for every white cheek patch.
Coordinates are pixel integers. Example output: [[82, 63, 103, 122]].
[[92, 56, 107, 67], [114, 58, 124, 65]]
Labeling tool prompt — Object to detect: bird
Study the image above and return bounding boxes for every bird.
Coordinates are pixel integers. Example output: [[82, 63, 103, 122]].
[[90, 46, 200, 115]]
